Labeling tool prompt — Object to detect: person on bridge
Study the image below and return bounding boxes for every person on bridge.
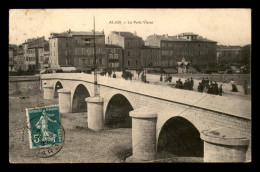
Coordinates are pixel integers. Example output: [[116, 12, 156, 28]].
[[218, 84, 224, 96], [230, 79, 238, 92], [190, 78, 194, 90], [243, 80, 248, 95], [198, 82, 203, 92]]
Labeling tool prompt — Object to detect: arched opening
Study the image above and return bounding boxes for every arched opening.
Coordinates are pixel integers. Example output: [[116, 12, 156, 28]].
[[72, 84, 90, 113], [105, 94, 133, 128], [54, 81, 63, 98], [157, 116, 203, 159]]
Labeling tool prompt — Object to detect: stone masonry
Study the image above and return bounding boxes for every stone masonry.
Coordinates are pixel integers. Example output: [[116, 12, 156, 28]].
[[41, 73, 251, 161]]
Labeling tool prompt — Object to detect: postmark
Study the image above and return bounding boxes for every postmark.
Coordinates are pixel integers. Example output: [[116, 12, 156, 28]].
[[25, 105, 65, 158]]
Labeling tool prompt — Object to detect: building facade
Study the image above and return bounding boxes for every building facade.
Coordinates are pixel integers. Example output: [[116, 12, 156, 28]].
[[141, 45, 161, 67], [107, 31, 143, 69], [105, 44, 123, 70], [145, 32, 217, 67], [14, 45, 26, 71], [49, 30, 106, 71], [23, 36, 46, 71], [217, 45, 242, 64]]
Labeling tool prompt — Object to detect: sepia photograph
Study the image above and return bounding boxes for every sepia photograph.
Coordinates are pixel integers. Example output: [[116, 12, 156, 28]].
[[9, 8, 251, 163]]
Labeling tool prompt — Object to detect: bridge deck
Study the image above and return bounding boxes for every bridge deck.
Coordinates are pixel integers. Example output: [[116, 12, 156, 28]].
[[41, 73, 251, 120]]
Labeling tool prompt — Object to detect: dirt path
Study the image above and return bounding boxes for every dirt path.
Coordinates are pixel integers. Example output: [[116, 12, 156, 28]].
[[9, 91, 132, 163]]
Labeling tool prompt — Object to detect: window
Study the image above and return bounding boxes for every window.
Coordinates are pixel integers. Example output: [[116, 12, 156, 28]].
[[114, 54, 118, 59], [82, 59, 86, 65], [88, 59, 90, 64], [66, 42, 69, 47], [111, 49, 115, 53], [109, 54, 113, 59], [128, 51, 130, 57], [54, 42, 55, 47], [128, 60, 130, 66], [128, 42, 130, 47], [206, 44, 208, 48], [199, 44, 200, 47], [54, 51, 55, 56], [136, 60, 138, 65]]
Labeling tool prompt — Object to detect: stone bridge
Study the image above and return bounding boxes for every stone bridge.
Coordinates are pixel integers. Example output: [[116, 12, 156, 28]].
[[40, 73, 251, 162]]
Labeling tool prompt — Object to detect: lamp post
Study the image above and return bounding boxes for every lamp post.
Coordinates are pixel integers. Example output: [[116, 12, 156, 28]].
[[93, 16, 98, 96]]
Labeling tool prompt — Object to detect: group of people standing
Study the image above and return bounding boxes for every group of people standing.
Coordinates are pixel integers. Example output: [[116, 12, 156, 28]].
[[198, 78, 224, 96], [175, 78, 194, 90]]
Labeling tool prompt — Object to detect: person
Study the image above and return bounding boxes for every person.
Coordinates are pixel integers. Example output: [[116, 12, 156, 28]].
[[218, 84, 224, 96], [198, 82, 203, 92], [113, 73, 116, 78], [190, 78, 194, 90], [230, 79, 238, 92], [168, 75, 172, 83], [243, 80, 248, 95], [213, 81, 218, 95], [35, 110, 57, 143], [108, 70, 112, 77], [160, 75, 163, 82], [183, 80, 188, 89]]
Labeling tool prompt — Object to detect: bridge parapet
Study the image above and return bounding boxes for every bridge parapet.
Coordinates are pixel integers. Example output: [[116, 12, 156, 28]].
[[41, 73, 251, 120]]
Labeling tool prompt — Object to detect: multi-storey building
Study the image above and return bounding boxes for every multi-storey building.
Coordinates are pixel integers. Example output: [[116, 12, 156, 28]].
[[38, 42, 50, 70], [105, 44, 123, 70], [9, 44, 17, 71], [23, 36, 46, 71], [217, 45, 242, 64], [141, 45, 161, 67], [14, 45, 26, 71], [145, 32, 217, 67], [48, 29, 106, 71], [106, 31, 143, 69]]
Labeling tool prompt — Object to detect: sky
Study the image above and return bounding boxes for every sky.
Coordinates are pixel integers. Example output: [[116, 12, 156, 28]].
[[9, 9, 251, 46]]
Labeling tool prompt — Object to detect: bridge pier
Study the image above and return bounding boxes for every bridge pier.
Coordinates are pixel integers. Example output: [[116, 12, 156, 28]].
[[58, 89, 72, 113], [200, 127, 249, 162], [43, 85, 54, 99], [85, 96, 104, 131], [127, 109, 158, 162]]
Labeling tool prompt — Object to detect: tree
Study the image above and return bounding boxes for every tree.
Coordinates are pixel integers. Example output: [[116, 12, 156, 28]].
[[240, 45, 251, 65]]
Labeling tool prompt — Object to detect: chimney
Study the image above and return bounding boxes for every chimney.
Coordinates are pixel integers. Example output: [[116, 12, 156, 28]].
[[177, 35, 179, 39], [165, 34, 168, 38]]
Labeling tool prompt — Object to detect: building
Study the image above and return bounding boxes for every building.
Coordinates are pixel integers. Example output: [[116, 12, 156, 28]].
[[38, 42, 50, 70], [106, 31, 143, 69], [14, 45, 26, 71], [105, 44, 123, 70], [141, 45, 161, 67], [9, 44, 17, 71], [217, 45, 242, 64], [48, 29, 106, 71], [23, 36, 46, 71], [145, 32, 217, 67]]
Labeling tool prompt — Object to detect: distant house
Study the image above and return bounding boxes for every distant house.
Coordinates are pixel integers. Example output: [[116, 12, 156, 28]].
[[145, 32, 217, 67], [107, 31, 143, 69]]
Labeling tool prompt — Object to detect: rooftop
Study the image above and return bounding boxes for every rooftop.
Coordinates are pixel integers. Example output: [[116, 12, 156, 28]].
[[105, 44, 122, 48], [50, 30, 104, 38], [147, 33, 217, 43], [112, 31, 141, 39]]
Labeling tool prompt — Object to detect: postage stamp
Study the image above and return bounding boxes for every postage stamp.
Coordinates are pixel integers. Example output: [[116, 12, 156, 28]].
[[26, 105, 63, 149]]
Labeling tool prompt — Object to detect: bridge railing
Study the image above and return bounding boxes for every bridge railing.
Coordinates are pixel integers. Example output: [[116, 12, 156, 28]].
[[41, 73, 251, 120]]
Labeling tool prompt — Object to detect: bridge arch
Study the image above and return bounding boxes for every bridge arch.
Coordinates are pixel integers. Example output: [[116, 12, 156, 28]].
[[105, 93, 134, 128], [157, 116, 203, 158], [71, 84, 91, 113], [54, 81, 63, 98]]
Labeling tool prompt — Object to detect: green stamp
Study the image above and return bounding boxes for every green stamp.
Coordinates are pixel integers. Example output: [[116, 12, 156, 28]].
[[26, 105, 63, 149]]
